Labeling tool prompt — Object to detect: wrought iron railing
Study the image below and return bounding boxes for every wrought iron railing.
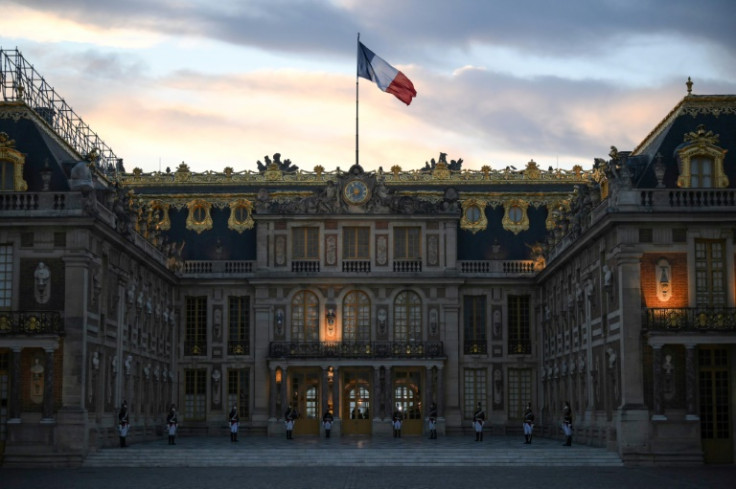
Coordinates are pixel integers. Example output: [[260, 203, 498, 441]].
[[292, 260, 320, 272], [463, 340, 488, 355], [393, 259, 422, 272], [227, 340, 250, 356], [342, 260, 371, 272], [269, 340, 444, 359], [183, 340, 207, 356], [0, 311, 64, 335], [459, 260, 536, 275], [0, 48, 121, 174], [644, 307, 736, 332]]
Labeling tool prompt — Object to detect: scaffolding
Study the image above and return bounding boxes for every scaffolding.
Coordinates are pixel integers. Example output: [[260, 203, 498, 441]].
[[0, 47, 122, 175]]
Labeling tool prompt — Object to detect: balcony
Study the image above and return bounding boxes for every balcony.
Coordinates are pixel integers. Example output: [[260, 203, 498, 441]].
[[458, 260, 536, 276], [643, 307, 736, 333], [463, 340, 488, 355], [0, 311, 64, 336], [342, 260, 371, 273], [292, 260, 320, 273], [268, 340, 444, 359], [393, 259, 422, 273], [227, 340, 250, 356], [183, 260, 255, 275]]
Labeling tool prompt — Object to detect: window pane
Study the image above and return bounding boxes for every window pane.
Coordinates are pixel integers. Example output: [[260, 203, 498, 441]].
[[291, 291, 319, 341], [393, 291, 422, 341], [0, 244, 12, 308], [343, 290, 371, 341], [508, 295, 531, 354]]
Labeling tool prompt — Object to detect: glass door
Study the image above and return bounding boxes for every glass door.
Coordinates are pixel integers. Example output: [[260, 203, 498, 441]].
[[342, 369, 371, 435], [699, 346, 732, 464], [393, 369, 422, 435], [290, 369, 320, 435]]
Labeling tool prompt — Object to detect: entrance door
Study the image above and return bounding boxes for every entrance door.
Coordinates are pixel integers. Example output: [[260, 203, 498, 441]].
[[290, 369, 320, 435], [0, 351, 8, 460], [699, 346, 732, 464], [342, 369, 371, 435], [393, 369, 423, 435]]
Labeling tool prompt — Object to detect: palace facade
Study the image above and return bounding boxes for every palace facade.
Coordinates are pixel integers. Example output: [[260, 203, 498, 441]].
[[1, 49, 735, 466]]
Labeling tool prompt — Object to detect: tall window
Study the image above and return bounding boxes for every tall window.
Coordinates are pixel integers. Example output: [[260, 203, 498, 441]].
[[508, 368, 532, 420], [343, 290, 371, 342], [508, 295, 531, 354], [184, 369, 207, 420], [464, 368, 487, 419], [393, 291, 422, 342], [291, 291, 319, 341], [227, 368, 250, 419], [292, 227, 319, 259], [228, 296, 250, 355], [0, 162, 14, 191], [393, 227, 421, 259], [343, 227, 370, 259], [185, 296, 207, 355], [690, 156, 713, 188], [463, 295, 487, 354], [695, 239, 726, 307], [0, 244, 12, 308]]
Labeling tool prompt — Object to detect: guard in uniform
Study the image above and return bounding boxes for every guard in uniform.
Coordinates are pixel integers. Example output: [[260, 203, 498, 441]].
[[428, 402, 438, 439], [392, 409, 403, 438], [166, 405, 178, 445], [473, 402, 485, 441], [322, 409, 334, 438], [523, 402, 535, 444], [561, 401, 573, 446], [118, 400, 129, 448], [284, 404, 298, 440], [229, 404, 240, 442]]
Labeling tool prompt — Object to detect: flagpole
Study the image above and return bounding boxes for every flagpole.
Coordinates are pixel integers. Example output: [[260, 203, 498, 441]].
[[356, 32, 360, 168]]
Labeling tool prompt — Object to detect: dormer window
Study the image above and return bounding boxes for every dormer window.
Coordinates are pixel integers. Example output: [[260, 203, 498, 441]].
[[690, 156, 713, 188], [676, 125, 728, 189]]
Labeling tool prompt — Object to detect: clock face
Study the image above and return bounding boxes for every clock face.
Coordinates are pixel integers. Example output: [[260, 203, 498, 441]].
[[343, 179, 370, 205]]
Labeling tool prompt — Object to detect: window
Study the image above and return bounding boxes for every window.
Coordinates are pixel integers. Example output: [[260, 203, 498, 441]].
[[691, 157, 713, 188], [291, 291, 319, 342], [292, 227, 319, 260], [464, 368, 487, 419], [0, 162, 13, 190], [0, 244, 12, 308], [508, 368, 532, 420], [695, 239, 726, 307], [394, 227, 420, 259], [185, 296, 207, 355], [343, 290, 371, 342], [393, 291, 422, 342], [343, 227, 370, 259], [463, 295, 487, 354], [228, 296, 250, 355], [184, 369, 207, 420], [227, 368, 250, 419], [508, 295, 531, 354]]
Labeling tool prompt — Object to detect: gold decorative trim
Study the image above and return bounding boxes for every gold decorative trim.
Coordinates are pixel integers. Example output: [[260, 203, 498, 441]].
[[148, 200, 171, 231], [0, 131, 28, 191], [460, 199, 488, 234], [676, 125, 729, 188], [186, 199, 213, 234], [228, 199, 254, 233], [502, 199, 530, 235]]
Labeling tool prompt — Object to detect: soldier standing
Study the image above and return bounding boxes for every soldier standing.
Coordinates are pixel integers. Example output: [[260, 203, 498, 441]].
[[284, 404, 298, 440], [322, 409, 334, 438], [473, 402, 485, 441], [561, 401, 573, 446], [428, 402, 438, 439], [523, 402, 535, 444], [166, 405, 178, 445], [118, 400, 129, 448], [392, 408, 403, 438], [229, 404, 240, 442]]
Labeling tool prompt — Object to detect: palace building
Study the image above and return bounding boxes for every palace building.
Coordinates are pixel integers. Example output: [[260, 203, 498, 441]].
[[1, 49, 735, 466]]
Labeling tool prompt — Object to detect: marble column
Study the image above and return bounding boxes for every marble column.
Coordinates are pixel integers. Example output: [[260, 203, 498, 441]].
[[652, 344, 664, 418], [332, 366, 340, 418], [685, 344, 697, 419], [321, 366, 329, 416], [42, 347, 55, 420], [373, 366, 381, 419], [437, 366, 445, 415], [269, 367, 277, 419]]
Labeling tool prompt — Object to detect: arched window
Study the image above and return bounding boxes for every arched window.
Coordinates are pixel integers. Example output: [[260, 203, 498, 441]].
[[342, 290, 371, 342], [676, 125, 728, 189], [393, 291, 422, 342], [291, 290, 319, 342]]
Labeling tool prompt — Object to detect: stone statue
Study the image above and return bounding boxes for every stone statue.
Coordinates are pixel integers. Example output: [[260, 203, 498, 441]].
[[34, 262, 51, 304]]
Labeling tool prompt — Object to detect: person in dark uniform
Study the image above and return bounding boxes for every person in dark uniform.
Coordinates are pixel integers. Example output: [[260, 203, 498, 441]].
[[392, 408, 403, 438], [322, 409, 334, 438], [166, 405, 178, 445], [284, 404, 298, 440], [228, 404, 240, 442], [561, 401, 573, 446], [118, 400, 129, 448], [428, 402, 438, 439], [523, 402, 535, 444], [473, 402, 485, 441]]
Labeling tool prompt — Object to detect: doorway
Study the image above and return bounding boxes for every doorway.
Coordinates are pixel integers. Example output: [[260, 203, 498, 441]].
[[289, 369, 320, 435], [342, 369, 371, 435], [393, 368, 423, 435], [699, 346, 732, 463], [0, 350, 8, 461]]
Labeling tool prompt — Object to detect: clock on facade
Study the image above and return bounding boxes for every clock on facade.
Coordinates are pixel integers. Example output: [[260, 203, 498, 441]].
[[343, 179, 370, 205]]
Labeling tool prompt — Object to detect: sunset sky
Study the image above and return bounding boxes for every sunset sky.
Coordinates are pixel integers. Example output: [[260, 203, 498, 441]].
[[1, 0, 735, 174]]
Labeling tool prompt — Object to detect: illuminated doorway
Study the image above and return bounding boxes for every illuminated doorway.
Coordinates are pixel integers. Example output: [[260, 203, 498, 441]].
[[342, 369, 371, 435], [393, 369, 423, 435], [289, 369, 320, 435]]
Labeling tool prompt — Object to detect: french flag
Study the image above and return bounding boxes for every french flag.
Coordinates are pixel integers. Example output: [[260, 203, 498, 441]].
[[358, 42, 417, 106]]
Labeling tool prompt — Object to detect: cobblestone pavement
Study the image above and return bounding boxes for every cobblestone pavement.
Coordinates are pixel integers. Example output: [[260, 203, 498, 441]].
[[2, 466, 735, 489]]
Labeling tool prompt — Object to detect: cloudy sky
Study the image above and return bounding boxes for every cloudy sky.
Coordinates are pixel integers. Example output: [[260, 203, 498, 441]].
[[1, 0, 735, 174]]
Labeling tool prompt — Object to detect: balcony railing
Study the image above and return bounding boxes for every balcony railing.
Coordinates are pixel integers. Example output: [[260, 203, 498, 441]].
[[342, 260, 371, 273], [463, 340, 488, 355], [393, 259, 422, 272], [0, 311, 64, 336], [269, 341, 444, 359], [183, 260, 255, 274], [644, 307, 736, 333], [292, 260, 320, 273], [227, 340, 250, 356], [458, 260, 536, 276], [183, 340, 207, 356]]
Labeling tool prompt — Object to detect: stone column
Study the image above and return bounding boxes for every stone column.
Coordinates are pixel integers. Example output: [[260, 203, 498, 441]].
[[373, 366, 381, 419], [425, 366, 434, 413], [651, 344, 665, 419], [280, 367, 288, 418], [42, 347, 55, 421], [441, 303, 461, 429], [685, 344, 697, 419], [385, 366, 393, 415], [332, 366, 340, 418], [437, 366, 445, 415], [269, 366, 277, 419], [9, 348, 21, 420], [321, 366, 329, 416]]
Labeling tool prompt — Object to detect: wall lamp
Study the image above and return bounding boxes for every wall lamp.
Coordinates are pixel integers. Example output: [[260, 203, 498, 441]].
[[326, 307, 336, 325], [656, 258, 671, 302]]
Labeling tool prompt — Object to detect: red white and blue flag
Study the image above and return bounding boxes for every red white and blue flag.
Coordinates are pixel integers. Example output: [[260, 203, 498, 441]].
[[357, 42, 417, 105]]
